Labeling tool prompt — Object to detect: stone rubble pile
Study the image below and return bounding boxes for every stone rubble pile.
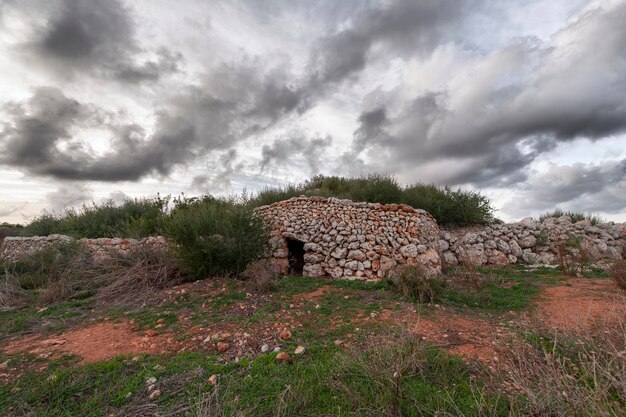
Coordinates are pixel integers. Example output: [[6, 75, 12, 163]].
[[0, 235, 168, 261], [255, 196, 442, 278], [439, 216, 624, 267]]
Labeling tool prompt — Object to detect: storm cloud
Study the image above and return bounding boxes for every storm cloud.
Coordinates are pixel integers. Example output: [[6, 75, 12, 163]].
[[306, 0, 472, 89], [0, 58, 306, 181], [30, 0, 181, 82], [505, 159, 626, 217], [346, 1, 626, 187], [261, 132, 333, 175], [0, 0, 624, 222]]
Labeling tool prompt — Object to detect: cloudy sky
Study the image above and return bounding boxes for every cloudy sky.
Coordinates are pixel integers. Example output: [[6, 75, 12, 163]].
[[1, 0, 625, 224]]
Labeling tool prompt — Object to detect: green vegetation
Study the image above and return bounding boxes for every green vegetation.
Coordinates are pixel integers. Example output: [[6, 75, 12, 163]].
[[0, 339, 509, 416], [20, 197, 169, 238], [539, 209, 604, 225], [250, 174, 498, 226], [0, 222, 23, 243], [14, 174, 498, 241], [163, 195, 268, 278], [1, 264, 623, 416], [440, 282, 539, 311]]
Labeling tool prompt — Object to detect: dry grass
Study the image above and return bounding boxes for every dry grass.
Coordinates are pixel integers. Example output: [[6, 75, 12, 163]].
[[386, 264, 445, 303], [607, 259, 626, 290], [0, 267, 28, 311], [241, 258, 278, 293], [0, 243, 182, 308], [95, 248, 182, 305], [505, 321, 626, 417]]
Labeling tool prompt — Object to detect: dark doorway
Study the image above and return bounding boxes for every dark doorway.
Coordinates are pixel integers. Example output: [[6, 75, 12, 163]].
[[287, 239, 305, 275]]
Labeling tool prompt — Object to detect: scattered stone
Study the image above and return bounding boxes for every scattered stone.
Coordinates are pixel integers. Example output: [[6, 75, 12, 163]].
[[208, 375, 218, 386], [145, 330, 157, 337], [145, 377, 157, 386], [149, 389, 161, 400], [275, 352, 289, 362], [279, 330, 291, 340], [260, 344, 269, 353], [216, 342, 230, 353], [294, 346, 305, 355], [273, 346, 282, 352]]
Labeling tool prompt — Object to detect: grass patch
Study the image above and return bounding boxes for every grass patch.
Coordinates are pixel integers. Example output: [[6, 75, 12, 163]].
[[441, 282, 539, 312], [0, 339, 509, 417]]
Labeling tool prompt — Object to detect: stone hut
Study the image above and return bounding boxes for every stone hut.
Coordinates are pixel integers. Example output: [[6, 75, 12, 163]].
[[255, 196, 441, 279]]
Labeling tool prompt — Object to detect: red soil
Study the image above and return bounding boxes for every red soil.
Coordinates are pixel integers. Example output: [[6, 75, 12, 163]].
[[535, 278, 626, 331], [3, 321, 172, 364]]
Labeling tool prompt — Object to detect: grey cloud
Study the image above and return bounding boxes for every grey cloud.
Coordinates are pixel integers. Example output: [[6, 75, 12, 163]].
[[504, 159, 626, 217], [0, 58, 305, 181], [347, 2, 626, 187], [191, 150, 242, 192], [0, 204, 26, 218], [30, 0, 181, 82], [261, 132, 332, 175], [46, 184, 93, 213], [307, 0, 471, 89]]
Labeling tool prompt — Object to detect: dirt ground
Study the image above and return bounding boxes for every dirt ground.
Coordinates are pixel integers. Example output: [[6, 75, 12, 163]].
[[534, 278, 626, 330], [2, 276, 625, 376], [3, 321, 175, 364]]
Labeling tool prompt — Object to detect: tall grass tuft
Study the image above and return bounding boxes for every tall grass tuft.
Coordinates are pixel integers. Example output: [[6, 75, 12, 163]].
[[539, 209, 604, 225], [608, 259, 626, 290], [164, 195, 267, 278]]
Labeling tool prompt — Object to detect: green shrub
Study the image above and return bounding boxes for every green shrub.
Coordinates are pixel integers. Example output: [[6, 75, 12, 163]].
[[402, 183, 495, 226], [20, 197, 169, 238], [539, 209, 604, 225], [247, 184, 309, 207], [249, 174, 497, 226], [18, 212, 63, 237], [164, 196, 267, 278], [0, 222, 24, 242]]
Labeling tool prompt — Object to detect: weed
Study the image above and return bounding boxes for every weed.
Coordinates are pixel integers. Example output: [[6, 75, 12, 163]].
[[386, 264, 445, 303], [242, 259, 278, 293], [508, 322, 626, 416], [334, 333, 509, 416], [539, 209, 605, 225], [554, 233, 589, 276], [608, 259, 626, 290]]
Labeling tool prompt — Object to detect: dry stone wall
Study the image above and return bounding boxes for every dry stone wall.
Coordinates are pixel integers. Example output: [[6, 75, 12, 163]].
[[0, 235, 167, 261], [439, 216, 625, 267], [2, 200, 623, 277], [255, 196, 442, 278]]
